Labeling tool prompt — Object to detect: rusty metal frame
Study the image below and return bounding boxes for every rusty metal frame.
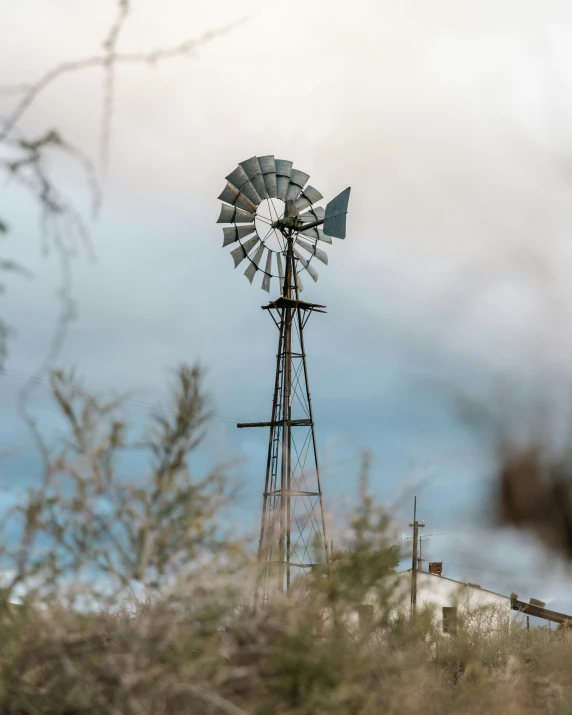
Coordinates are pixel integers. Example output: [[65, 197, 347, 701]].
[[238, 226, 330, 604]]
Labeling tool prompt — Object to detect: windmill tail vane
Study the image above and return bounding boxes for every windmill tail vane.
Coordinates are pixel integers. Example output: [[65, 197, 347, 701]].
[[216, 155, 350, 602]]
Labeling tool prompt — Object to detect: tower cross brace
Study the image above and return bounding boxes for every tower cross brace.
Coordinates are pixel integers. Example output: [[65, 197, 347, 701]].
[[237, 229, 330, 600]]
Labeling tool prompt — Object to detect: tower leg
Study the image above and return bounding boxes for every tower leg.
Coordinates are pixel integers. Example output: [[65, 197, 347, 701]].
[[255, 304, 329, 599], [241, 234, 330, 603]]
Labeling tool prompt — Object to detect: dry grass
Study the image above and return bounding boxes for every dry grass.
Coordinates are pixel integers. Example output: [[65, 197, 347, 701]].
[[1, 585, 571, 714], [0, 365, 569, 714]]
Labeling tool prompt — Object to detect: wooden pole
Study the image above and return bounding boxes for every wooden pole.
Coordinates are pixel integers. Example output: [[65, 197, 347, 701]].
[[410, 497, 419, 616]]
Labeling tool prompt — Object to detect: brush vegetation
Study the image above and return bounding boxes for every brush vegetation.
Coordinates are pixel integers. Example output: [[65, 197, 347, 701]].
[[0, 365, 568, 715]]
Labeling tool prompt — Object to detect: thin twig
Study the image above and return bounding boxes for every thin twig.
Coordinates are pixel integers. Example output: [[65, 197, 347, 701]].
[[0, 19, 247, 142], [101, 0, 131, 168]]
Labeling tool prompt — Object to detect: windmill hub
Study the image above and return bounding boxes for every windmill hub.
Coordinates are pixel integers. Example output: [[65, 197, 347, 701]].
[[255, 198, 286, 252], [271, 216, 301, 231]]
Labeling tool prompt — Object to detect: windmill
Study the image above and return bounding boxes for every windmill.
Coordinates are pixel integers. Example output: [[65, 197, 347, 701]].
[[216, 155, 351, 599]]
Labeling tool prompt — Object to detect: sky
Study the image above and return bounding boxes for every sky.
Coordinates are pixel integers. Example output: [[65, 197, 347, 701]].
[[2, 0, 572, 607]]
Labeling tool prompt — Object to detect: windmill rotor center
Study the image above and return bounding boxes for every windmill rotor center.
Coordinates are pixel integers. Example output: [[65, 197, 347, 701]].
[[270, 216, 305, 232], [254, 198, 287, 253]]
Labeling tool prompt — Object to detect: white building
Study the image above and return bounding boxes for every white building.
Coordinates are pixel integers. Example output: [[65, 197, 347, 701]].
[[395, 566, 511, 634], [346, 561, 572, 635], [353, 561, 512, 635]]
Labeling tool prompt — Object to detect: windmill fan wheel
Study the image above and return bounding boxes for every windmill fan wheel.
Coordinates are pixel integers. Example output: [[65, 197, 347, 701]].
[[216, 155, 350, 293]]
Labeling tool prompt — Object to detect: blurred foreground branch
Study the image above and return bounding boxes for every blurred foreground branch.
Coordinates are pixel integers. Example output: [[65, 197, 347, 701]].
[[498, 442, 572, 560], [6, 363, 232, 598], [0, 3, 244, 370]]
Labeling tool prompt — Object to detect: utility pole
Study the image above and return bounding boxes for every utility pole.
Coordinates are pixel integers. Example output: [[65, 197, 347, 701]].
[[409, 496, 425, 617]]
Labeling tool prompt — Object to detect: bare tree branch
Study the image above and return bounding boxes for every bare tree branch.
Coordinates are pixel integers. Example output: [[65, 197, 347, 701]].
[[101, 0, 131, 167], [0, 7, 244, 386], [0, 19, 246, 143]]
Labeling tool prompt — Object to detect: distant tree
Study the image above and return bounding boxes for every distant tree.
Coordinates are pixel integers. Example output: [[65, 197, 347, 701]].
[[329, 543, 399, 578], [309, 456, 401, 615], [4, 362, 239, 601]]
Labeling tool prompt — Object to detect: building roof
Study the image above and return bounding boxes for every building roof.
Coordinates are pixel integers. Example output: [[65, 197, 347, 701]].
[[397, 570, 572, 625], [396, 568, 510, 600]]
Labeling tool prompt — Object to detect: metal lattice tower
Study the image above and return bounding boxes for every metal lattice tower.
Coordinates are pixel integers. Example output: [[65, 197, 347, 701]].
[[216, 156, 350, 598]]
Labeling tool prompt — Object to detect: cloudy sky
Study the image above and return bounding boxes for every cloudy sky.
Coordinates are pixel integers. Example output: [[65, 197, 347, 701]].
[[3, 0, 572, 607]]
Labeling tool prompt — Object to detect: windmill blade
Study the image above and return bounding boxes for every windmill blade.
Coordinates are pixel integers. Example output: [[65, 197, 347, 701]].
[[230, 235, 259, 268], [258, 154, 275, 173], [217, 204, 255, 224], [244, 243, 266, 283], [226, 165, 250, 191], [275, 159, 293, 201], [296, 237, 329, 265], [290, 168, 310, 189], [293, 247, 319, 282], [261, 250, 273, 292], [284, 199, 299, 218], [234, 207, 256, 223], [285, 183, 302, 203], [218, 182, 240, 205], [285, 169, 310, 202], [251, 174, 268, 201], [235, 193, 257, 213], [299, 206, 325, 223], [264, 172, 278, 198], [299, 226, 331, 244], [294, 185, 323, 213], [217, 204, 236, 223], [258, 155, 278, 198], [218, 179, 262, 212], [276, 175, 290, 202], [240, 156, 268, 200], [275, 159, 293, 177], [324, 187, 351, 239], [222, 224, 256, 247], [276, 251, 284, 291], [295, 272, 304, 292], [240, 156, 262, 178], [238, 180, 262, 207]]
